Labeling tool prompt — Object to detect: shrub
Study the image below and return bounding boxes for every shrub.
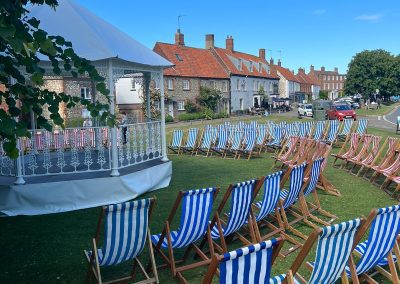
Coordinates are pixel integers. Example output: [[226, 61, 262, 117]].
[[165, 114, 174, 123], [184, 100, 199, 113], [203, 107, 214, 120], [65, 117, 85, 128], [213, 112, 229, 119], [178, 112, 205, 121]]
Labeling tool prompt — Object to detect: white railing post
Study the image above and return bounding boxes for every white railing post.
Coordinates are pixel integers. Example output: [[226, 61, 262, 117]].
[[14, 138, 25, 185], [108, 59, 120, 177], [159, 71, 168, 162]]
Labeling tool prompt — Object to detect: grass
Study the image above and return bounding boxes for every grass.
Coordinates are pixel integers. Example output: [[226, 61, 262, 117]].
[[356, 102, 399, 117], [0, 124, 398, 283]]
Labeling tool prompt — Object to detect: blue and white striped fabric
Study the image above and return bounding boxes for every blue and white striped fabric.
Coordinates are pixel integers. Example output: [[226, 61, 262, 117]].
[[255, 171, 282, 222], [219, 239, 279, 284], [199, 127, 216, 149], [346, 205, 400, 276], [170, 129, 183, 148], [184, 128, 199, 149], [151, 188, 216, 249], [307, 219, 363, 283], [94, 199, 151, 266], [256, 124, 267, 145], [324, 120, 339, 143], [215, 126, 229, 150], [267, 127, 282, 146], [281, 163, 306, 209], [305, 121, 314, 137], [243, 130, 257, 151], [313, 121, 325, 140], [298, 123, 306, 138], [211, 180, 256, 239], [338, 119, 353, 137], [356, 119, 368, 135], [304, 158, 324, 196], [230, 131, 243, 151]]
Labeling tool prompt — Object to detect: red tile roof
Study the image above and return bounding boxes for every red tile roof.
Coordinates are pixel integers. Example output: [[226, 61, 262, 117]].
[[153, 43, 229, 79], [213, 48, 279, 79], [307, 72, 320, 85], [296, 72, 316, 85], [270, 65, 299, 82]]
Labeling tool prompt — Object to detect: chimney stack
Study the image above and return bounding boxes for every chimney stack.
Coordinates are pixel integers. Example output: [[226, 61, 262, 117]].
[[205, 34, 214, 49], [310, 65, 314, 72], [226, 36, 234, 52], [259, 48, 266, 60], [277, 59, 281, 67], [334, 67, 338, 73], [175, 29, 185, 46], [321, 66, 325, 72], [270, 58, 274, 65]]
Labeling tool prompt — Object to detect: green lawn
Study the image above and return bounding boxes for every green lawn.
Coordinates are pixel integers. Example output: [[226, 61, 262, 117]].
[[0, 126, 397, 283], [356, 102, 399, 116]]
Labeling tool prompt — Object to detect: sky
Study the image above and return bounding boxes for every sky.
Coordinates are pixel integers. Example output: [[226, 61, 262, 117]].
[[76, 0, 400, 74]]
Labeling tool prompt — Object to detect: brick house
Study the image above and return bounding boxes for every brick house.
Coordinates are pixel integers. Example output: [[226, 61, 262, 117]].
[[208, 35, 280, 112], [153, 30, 230, 118], [308, 65, 346, 100], [296, 68, 320, 101]]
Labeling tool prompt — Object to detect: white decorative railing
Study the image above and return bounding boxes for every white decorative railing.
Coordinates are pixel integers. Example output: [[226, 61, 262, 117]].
[[0, 121, 163, 179], [117, 121, 162, 168]]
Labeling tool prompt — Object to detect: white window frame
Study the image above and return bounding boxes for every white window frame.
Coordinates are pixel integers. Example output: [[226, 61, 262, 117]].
[[183, 80, 190, 90], [80, 87, 91, 100], [253, 80, 257, 91], [223, 81, 228, 92], [242, 80, 247, 91], [249, 62, 253, 72], [177, 100, 185, 111], [168, 79, 173, 90], [238, 59, 242, 71], [154, 79, 160, 90], [237, 79, 240, 91], [259, 63, 262, 72]]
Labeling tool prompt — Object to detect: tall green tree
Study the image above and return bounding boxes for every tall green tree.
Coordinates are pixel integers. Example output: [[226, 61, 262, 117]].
[[0, 0, 113, 158], [345, 49, 400, 99]]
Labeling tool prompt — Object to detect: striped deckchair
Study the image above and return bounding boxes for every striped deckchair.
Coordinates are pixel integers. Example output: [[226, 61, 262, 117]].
[[294, 158, 337, 228], [237, 130, 258, 160], [343, 135, 373, 169], [349, 135, 381, 174], [371, 152, 400, 184], [356, 119, 368, 135], [151, 188, 219, 283], [180, 128, 199, 155], [266, 126, 283, 151], [202, 238, 284, 284], [322, 120, 339, 144], [346, 205, 400, 283], [271, 218, 365, 284], [168, 129, 184, 154], [331, 133, 360, 166], [338, 118, 354, 140], [208, 179, 263, 253], [211, 126, 229, 156], [196, 126, 216, 157], [298, 123, 307, 138], [255, 123, 267, 153], [253, 171, 302, 252], [312, 121, 325, 140], [304, 121, 314, 138], [84, 198, 158, 284], [361, 137, 399, 177], [277, 163, 308, 240], [223, 130, 243, 158], [272, 136, 299, 168]]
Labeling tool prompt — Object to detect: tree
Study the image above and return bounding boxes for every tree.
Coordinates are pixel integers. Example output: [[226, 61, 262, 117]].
[[319, 90, 328, 100], [196, 86, 221, 111], [0, 0, 113, 158], [345, 50, 400, 99]]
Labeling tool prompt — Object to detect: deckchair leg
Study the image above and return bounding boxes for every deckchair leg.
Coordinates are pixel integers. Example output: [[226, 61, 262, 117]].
[[165, 222, 176, 277], [147, 229, 159, 283], [279, 208, 307, 240]]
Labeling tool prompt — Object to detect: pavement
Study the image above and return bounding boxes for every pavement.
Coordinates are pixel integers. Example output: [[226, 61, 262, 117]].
[[365, 105, 400, 132]]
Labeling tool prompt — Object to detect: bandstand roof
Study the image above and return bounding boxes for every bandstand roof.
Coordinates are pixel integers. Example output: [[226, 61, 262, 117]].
[[29, 0, 172, 67]]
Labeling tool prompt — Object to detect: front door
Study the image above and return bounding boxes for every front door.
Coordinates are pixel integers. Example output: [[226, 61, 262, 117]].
[[168, 102, 174, 118]]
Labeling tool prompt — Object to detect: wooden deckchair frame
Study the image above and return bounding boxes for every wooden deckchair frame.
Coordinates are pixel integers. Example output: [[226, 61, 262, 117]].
[[331, 133, 360, 167], [342, 135, 373, 170], [84, 198, 158, 284], [348, 135, 382, 175], [168, 130, 183, 155], [281, 218, 366, 284], [151, 190, 219, 284], [236, 131, 259, 160], [180, 128, 199, 156], [201, 237, 285, 284], [195, 128, 214, 157], [204, 179, 264, 254], [349, 209, 400, 283]]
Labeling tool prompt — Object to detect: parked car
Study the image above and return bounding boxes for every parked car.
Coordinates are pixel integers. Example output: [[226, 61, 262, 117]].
[[326, 104, 357, 120], [298, 104, 313, 117]]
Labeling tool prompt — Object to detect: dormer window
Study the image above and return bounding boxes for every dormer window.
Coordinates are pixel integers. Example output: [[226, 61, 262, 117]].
[[175, 53, 183, 61], [249, 62, 253, 72], [238, 59, 242, 71], [259, 63, 262, 72]]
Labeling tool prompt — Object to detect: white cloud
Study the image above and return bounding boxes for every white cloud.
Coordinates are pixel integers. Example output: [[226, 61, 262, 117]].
[[355, 14, 383, 22], [312, 9, 326, 15]]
